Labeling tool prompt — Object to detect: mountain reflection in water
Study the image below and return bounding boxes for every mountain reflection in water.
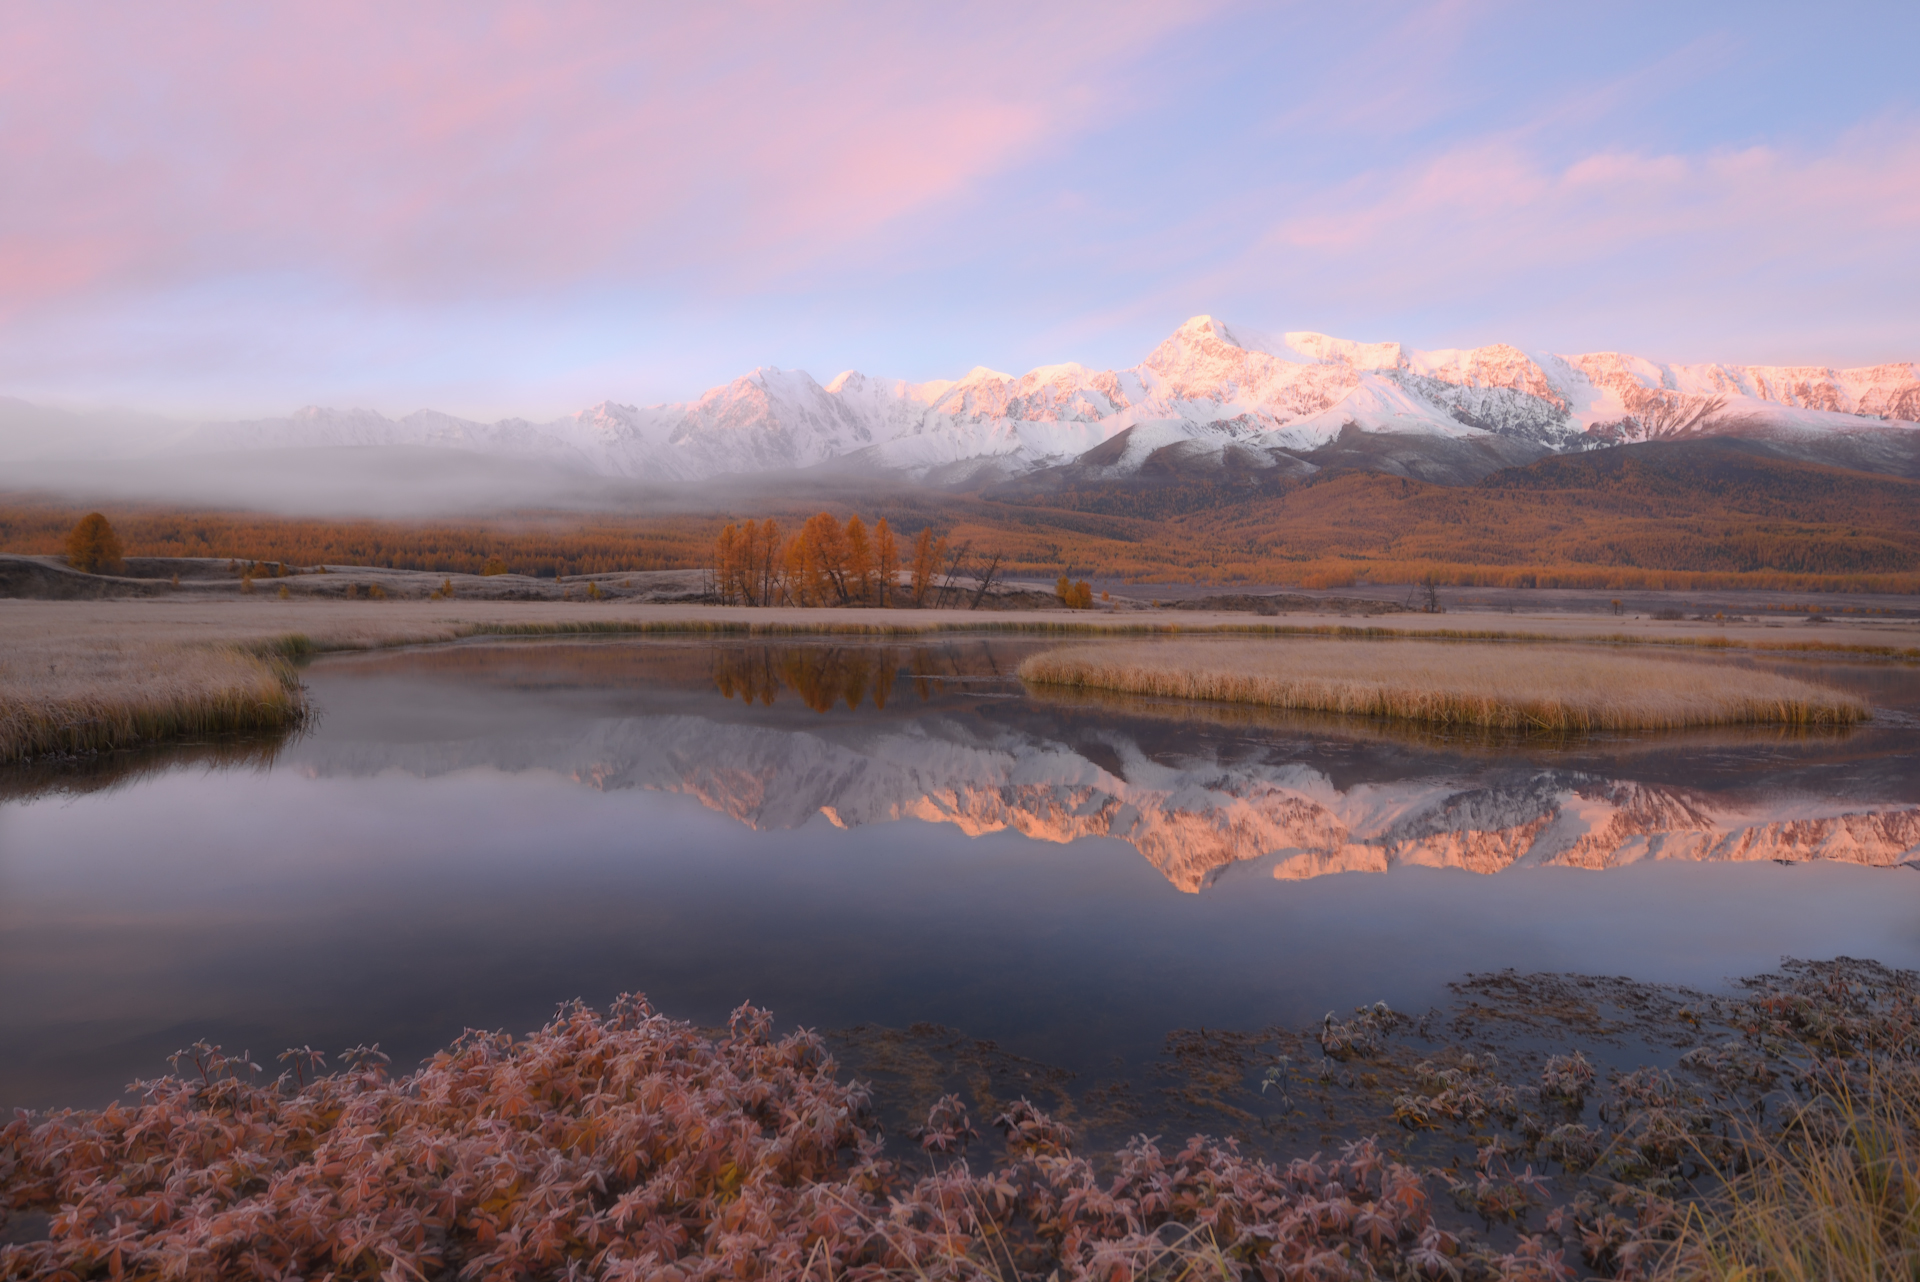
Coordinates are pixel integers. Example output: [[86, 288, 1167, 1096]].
[[282, 638, 1920, 892]]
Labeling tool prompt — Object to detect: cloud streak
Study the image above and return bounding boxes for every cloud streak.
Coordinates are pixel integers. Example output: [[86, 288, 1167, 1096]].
[[0, 2, 1205, 312], [1241, 117, 1920, 364]]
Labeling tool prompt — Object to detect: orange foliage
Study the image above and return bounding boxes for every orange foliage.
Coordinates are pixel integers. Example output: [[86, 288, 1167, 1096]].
[[908, 526, 945, 605], [714, 518, 783, 606], [872, 519, 899, 606], [714, 512, 925, 607], [62, 512, 124, 574], [0, 503, 705, 578]]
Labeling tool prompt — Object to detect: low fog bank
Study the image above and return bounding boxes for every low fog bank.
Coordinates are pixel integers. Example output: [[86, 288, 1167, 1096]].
[[0, 394, 935, 518], [0, 396, 185, 462], [4, 449, 931, 520], [7, 448, 670, 517], [0, 397, 645, 516]]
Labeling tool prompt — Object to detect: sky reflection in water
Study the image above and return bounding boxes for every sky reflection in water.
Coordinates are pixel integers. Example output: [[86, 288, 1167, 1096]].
[[1, 636, 1916, 1111]]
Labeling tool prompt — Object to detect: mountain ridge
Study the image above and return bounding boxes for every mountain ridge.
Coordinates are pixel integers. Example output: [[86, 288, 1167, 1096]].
[[7, 317, 1917, 487]]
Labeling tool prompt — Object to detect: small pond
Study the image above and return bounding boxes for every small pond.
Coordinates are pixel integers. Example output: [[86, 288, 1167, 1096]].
[[2, 635, 1916, 1121]]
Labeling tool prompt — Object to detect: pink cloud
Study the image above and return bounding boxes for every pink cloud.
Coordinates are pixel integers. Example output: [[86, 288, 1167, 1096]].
[[0, 2, 1217, 318], [1241, 116, 1920, 362], [1268, 118, 1920, 259]]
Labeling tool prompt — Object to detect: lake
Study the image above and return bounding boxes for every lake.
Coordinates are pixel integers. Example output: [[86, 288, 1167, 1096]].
[[3, 634, 1917, 1119]]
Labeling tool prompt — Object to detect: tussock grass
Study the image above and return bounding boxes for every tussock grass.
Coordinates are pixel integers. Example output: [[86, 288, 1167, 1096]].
[[0, 637, 305, 762], [1660, 1065, 1920, 1281], [1019, 638, 1867, 732]]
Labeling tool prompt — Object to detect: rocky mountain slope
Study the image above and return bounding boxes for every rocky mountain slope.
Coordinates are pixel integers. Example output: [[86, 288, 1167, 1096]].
[[15, 318, 1918, 487]]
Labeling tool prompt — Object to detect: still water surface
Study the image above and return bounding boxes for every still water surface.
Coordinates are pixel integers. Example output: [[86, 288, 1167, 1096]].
[[2, 635, 1917, 1111]]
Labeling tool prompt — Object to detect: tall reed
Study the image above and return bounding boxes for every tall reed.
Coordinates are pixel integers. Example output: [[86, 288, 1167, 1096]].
[[1019, 638, 1867, 732]]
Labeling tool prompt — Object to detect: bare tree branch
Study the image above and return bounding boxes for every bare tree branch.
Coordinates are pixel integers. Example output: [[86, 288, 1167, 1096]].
[[968, 552, 1003, 610], [936, 541, 971, 609]]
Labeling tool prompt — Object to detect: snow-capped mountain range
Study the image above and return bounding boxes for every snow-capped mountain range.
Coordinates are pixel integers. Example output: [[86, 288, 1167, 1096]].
[[23, 317, 1920, 486]]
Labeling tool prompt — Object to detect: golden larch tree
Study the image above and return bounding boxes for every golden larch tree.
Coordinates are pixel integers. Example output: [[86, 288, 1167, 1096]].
[[797, 512, 852, 604], [909, 527, 946, 606], [844, 516, 874, 604], [753, 518, 782, 605], [872, 519, 898, 606], [64, 512, 124, 574]]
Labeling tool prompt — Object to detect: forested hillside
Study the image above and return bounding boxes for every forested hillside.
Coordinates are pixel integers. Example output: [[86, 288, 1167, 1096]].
[[4, 441, 1917, 592]]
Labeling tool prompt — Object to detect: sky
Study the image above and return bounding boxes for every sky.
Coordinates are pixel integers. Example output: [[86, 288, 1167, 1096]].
[[3, 0, 1917, 420]]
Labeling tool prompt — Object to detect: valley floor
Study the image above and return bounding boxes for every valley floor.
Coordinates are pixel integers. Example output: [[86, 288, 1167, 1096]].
[[7, 590, 1920, 651]]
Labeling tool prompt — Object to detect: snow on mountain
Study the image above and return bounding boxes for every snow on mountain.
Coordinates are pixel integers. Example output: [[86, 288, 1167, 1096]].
[[138, 317, 1920, 485], [1563, 352, 1920, 445]]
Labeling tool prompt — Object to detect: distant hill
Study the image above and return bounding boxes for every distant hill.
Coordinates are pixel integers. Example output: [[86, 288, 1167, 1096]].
[[962, 438, 1920, 586], [1481, 436, 1920, 513]]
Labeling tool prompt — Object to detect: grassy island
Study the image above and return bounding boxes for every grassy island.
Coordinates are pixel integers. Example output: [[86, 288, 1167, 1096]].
[[1019, 638, 1868, 732]]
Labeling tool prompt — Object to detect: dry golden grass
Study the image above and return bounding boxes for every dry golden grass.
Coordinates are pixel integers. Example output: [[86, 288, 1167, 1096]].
[[1019, 638, 1867, 732], [0, 602, 492, 760], [1659, 1065, 1920, 1281], [0, 635, 305, 761]]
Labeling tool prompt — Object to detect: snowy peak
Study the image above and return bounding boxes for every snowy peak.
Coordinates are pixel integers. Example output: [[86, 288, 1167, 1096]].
[[1189, 319, 1407, 372], [1139, 317, 1365, 422], [1280, 331, 1406, 371], [569, 400, 648, 435], [922, 362, 1131, 425], [1410, 344, 1567, 410]]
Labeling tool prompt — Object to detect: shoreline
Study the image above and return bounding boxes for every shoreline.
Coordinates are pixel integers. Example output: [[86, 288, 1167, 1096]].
[[2, 957, 1913, 1278]]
